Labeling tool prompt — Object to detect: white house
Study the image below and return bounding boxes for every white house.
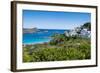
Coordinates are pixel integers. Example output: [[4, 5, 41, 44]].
[[80, 28, 91, 38], [64, 30, 78, 37], [64, 31, 70, 36], [70, 30, 78, 36]]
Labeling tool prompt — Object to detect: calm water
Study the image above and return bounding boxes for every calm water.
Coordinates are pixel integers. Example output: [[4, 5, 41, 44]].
[[23, 29, 67, 45]]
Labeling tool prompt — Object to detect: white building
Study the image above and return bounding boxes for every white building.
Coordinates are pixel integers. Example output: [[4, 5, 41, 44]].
[[64, 30, 78, 37], [80, 28, 91, 38], [64, 31, 70, 36], [70, 30, 78, 36]]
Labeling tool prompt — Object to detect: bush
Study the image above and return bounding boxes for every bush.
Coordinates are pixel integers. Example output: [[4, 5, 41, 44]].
[[23, 34, 91, 62], [23, 41, 91, 62]]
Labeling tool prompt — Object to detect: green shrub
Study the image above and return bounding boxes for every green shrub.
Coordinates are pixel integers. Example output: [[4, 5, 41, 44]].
[[23, 34, 91, 62]]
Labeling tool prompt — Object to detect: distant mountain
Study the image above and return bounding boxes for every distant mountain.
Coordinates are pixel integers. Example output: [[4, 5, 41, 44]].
[[23, 27, 38, 33]]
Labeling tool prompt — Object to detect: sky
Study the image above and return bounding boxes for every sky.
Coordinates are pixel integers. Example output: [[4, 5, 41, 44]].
[[23, 10, 91, 30]]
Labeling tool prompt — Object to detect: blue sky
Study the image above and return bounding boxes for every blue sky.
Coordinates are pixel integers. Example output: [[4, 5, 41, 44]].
[[23, 10, 91, 29]]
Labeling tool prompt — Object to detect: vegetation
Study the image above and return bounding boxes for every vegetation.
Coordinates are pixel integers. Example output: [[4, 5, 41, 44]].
[[23, 34, 91, 62], [81, 22, 91, 31], [23, 22, 91, 62]]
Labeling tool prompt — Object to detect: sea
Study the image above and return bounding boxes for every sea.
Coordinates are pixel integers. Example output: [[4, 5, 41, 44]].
[[23, 29, 67, 45]]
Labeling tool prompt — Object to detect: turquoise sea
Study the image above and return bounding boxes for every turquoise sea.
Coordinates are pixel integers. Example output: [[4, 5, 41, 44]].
[[23, 29, 67, 45]]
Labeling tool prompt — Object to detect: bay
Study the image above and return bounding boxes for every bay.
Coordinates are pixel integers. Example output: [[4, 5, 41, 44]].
[[23, 29, 67, 45]]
